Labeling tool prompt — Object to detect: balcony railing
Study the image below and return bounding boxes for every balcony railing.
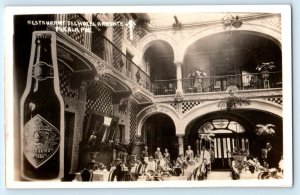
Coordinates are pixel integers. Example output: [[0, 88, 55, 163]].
[[152, 79, 177, 95], [61, 14, 90, 48], [100, 36, 152, 91], [59, 14, 152, 92], [182, 72, 282, 94], [59, 15, 282, 97]]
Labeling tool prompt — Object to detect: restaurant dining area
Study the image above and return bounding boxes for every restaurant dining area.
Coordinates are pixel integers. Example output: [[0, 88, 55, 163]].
[[11, 10, 286, 184]]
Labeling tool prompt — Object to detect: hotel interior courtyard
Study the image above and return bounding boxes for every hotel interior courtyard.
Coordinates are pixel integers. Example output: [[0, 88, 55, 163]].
[[13, 11, 284, 182]]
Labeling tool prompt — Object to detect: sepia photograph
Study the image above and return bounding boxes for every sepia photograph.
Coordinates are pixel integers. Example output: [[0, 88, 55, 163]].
[[4, 5, 292, 188]]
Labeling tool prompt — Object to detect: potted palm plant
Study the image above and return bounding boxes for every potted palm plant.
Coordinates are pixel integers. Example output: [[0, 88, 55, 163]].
[[255, 124, 276, 136], [256, 62, 276, 80]]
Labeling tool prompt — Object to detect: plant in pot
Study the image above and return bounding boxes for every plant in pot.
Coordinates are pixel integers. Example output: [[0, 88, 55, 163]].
[[232, 148, 248, 174], [199, 129, 215, 149], [255, 124, 276, 136], [256, 62, 276, 88], [218, 90, 251, 112], [255, 123, 276, 151]]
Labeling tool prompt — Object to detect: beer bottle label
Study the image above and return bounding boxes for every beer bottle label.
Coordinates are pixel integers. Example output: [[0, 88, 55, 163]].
[[24, 114, 60, 168]]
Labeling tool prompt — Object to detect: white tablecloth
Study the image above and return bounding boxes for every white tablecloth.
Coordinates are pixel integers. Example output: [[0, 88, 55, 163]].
[[75, 170, 110, 182]]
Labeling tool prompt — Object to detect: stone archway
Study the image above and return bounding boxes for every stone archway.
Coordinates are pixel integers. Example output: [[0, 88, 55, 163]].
[[136, 104, 181, 160], [136, 104, 180, 137], [180, 99, 283, 170], [136, 33, 180, 66], [178, 24, 281, 62], [178, 99, 282, 135]]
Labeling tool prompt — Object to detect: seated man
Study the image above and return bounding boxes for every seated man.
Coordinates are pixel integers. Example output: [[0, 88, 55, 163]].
[[163, 148, 170, 162], [145, 156, 156, 173], [176, 154, 185, 166], [157, 155, 166, 172]]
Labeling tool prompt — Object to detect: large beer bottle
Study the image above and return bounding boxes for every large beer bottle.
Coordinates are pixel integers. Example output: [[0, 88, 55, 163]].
[[20, 31, 64, 180]]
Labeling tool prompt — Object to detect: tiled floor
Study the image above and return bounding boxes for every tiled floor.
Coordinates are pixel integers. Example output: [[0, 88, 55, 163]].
[[206, 171, 232, 180], [138, 171, 233, 181]]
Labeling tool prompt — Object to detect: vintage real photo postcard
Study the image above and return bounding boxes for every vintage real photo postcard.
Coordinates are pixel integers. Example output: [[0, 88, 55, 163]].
[[4, 5, 292, 188]]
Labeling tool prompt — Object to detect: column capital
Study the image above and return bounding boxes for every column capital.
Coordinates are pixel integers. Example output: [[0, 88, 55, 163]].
[[174, 61, 183, 67], [78, 81, 88, 101], [80, 81, 88, 88], [176, 134, 185, 138]]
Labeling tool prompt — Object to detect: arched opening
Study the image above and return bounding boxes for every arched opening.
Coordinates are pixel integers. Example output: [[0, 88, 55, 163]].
[[142, 40, 176, 95], [185, 109, 282, 171], [182, 31, 282, 93], [141, 113, 178, 161]]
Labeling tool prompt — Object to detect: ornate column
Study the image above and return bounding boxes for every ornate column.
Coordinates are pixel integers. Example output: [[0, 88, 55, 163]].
[[113, 149, 117, 163], [78, 81, 88, 102], [177, 135, 184, 156], [175, 62, 183, 93]]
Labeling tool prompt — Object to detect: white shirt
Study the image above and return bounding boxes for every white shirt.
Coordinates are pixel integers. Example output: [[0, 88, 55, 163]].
[[146, 161, 156, 172], [199, 150, 211, 164]]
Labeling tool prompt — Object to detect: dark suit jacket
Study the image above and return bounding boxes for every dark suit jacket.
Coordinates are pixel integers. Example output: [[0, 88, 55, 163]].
[[266, 148, 278, 168]]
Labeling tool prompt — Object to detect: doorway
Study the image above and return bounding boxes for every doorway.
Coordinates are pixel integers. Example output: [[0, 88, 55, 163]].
[[142, 114, 177, 161], [188, 118, 249, 171], [212, 134, 248, 170], [63, 111, 75, 180]]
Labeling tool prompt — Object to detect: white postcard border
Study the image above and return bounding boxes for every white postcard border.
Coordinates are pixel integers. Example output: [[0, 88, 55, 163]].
[[4, 5, 292, 188]]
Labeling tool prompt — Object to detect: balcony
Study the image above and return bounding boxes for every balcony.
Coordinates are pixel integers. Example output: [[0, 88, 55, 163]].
[[54, 14, 153, 96], [153, 72, 282, 96], [101, 37, 152, 91], [152, 79, 177, 95], [56, 14, 282, 99], [182, 72, 282, 93]]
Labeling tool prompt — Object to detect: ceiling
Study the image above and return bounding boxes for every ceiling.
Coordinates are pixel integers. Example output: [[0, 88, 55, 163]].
[[135, 12, 273, 31]]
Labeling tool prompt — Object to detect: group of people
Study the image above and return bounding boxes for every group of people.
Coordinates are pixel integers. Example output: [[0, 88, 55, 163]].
[[141, 146, 171, 173], [229, 142, 283, 180], [140, 145, 212, 178], [187, 70, 209, 93]]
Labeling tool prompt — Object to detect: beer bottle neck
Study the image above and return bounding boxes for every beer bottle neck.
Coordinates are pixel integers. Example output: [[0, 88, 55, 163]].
[[30, 35, 56, 93], [34, 35, 53, 65]]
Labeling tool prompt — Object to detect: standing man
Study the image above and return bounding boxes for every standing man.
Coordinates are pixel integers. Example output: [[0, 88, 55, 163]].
[[141, 146, 149, 174], [185, 145, 194, 162], [154, 147, 162, 161], [141, 146, 149, 164], [264, 142, 278, 169], [199, 146, 211, 178]]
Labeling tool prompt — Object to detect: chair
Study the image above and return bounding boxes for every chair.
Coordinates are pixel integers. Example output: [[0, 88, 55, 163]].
[[81, 168, 93, 181], [214, 80, 221, 92], [206, 163, 211, 173]]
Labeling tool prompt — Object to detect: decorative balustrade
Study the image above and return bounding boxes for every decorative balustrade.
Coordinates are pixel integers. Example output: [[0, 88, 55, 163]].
[[101, 37, 152, 91], [152, 79, 177, 95], [182, 72, 282, 94], [56, 14, 90, 48], [57, 14, 152, 92]]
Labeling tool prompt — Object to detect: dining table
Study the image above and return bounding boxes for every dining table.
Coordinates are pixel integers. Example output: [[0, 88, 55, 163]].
[[75, 169, 110, 182]]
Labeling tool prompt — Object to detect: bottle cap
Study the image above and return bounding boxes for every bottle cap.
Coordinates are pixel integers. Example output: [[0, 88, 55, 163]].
[[36, 33, 52, 39]]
